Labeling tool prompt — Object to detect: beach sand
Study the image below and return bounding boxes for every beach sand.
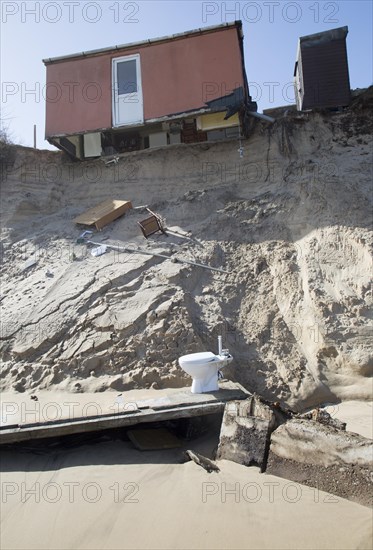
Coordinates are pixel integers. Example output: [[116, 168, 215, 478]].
[[1, 437, 372, 550], [1, 390, 372, 550]]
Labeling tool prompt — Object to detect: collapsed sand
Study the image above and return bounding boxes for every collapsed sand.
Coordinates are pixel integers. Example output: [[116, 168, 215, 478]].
[[0, 88, 372, 411]]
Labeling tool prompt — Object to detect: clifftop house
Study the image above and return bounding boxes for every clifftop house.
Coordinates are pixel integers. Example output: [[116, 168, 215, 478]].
[[43, 21, 257, 160]]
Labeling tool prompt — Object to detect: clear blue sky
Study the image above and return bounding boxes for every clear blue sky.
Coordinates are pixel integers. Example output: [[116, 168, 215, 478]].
[[1, 0, 372, 149]]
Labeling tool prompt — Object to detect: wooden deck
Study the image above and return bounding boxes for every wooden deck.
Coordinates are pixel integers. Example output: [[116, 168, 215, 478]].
[[0, 382, 250, 445]]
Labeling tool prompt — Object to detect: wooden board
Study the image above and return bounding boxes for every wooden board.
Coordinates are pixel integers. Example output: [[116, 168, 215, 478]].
[[73, 199, 132, 230], [0, 383, 251, 445]]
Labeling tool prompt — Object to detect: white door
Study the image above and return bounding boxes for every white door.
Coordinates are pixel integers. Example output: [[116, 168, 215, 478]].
[[112, 54, 143, 127]]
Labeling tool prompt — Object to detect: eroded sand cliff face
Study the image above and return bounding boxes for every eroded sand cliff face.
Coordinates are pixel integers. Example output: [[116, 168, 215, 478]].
[[1, 89, 372, 410]]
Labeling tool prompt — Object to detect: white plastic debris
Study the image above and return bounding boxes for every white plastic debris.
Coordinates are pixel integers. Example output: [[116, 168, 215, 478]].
[[22, 257, 37, 271], [91, 245, 107, 257]]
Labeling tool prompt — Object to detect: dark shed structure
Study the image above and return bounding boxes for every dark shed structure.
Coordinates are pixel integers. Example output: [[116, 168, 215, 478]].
[[294, 26, 350, 110]]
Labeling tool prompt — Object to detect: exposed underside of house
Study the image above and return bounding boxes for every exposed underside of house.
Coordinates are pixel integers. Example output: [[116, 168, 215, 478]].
[[51, 93, 257, 161]]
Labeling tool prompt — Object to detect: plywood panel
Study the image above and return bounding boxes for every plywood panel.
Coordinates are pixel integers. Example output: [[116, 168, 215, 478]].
[[197, 112, 239, 131], [74, 199, 132, 230], [84, 132, 102, 157]]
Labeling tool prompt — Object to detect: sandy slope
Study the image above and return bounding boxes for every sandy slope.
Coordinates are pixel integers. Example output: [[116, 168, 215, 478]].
[[0, 89, 372, 410], [1, 90, 373, 550]]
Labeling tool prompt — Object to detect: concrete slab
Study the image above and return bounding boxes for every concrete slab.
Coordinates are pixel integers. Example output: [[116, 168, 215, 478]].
[[216, 397, 277, 469], [266, 419, 373, 507], [0, 382, 250, 445]]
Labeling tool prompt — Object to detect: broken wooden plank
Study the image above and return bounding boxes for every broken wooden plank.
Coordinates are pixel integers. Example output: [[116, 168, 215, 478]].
[[0, 403, 226, 445], [73, 199, 132, 230], [0, 383, 250, 445], [185, 450, 220, 473]]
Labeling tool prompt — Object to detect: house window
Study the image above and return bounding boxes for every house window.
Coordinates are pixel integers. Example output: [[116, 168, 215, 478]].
[[117, 59, 137, 95]]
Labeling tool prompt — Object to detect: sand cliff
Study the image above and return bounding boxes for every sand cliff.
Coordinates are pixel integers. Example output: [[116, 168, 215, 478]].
[[1, 88, 372, 410]]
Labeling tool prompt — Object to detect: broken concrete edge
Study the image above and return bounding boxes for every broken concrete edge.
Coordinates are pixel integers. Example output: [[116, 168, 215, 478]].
[[214, 395, 372, 506], [266, 453, 373, 508], [266, 418, 373, 508], [268, 418, 372, 469], [216, 394, 373, 472], [296, 407, 347, 431], [216, 395, 279, 471], [246, 393, 350, 433]]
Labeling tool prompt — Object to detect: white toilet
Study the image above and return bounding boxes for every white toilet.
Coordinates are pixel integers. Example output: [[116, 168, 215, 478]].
[[178, 336, 233, 393]]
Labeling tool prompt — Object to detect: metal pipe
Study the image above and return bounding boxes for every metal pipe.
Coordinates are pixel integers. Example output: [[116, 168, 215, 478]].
[[248, 111, 275, 123], [218, 336, 223, 356], [86, 240, 230, 274]]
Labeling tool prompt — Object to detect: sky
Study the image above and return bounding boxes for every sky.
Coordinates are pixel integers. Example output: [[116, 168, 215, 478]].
[[1, 0, 372, 149]]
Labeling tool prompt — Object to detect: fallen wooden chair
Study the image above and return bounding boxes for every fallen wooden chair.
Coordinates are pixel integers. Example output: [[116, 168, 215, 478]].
[[138, 208, 166, 238]]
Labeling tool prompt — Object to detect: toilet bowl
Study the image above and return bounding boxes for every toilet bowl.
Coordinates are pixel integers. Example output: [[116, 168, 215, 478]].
[[178, 337, 233, 393]]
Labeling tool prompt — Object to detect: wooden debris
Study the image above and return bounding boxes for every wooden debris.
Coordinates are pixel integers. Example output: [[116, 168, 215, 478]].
[[73, 199, 132, 230], [303, 408, 347, 431], [185, 449, 220, 473]]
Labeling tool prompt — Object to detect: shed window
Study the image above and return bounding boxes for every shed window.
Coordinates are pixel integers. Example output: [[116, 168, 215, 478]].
[[117, 59, 137, 95]]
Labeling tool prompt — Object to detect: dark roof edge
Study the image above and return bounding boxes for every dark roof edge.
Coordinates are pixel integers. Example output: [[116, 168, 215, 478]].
[[299, 26, 348, 46], [43, 20, 242, 65]]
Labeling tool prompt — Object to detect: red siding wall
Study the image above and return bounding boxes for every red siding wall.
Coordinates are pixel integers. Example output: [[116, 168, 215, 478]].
[[45, 27, 244, 138]]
